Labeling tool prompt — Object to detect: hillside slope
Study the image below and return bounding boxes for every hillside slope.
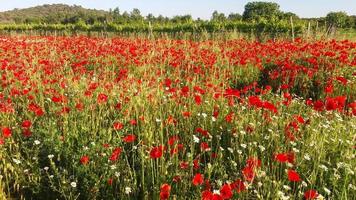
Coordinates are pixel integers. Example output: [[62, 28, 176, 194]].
[[0, 4, 109, 24]]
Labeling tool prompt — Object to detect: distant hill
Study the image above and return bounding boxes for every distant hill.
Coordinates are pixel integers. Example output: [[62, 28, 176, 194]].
[[0, 4, 110, 24]]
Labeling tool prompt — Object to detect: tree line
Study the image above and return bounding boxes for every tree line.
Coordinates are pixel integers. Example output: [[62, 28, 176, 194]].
[[0, 2, 354, 35]]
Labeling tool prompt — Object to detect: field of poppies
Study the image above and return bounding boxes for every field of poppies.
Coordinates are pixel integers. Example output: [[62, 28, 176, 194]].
[[0, 36, 355, 199]]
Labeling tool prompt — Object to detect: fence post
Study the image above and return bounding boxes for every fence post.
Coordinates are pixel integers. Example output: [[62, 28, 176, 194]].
[[307, 21, 311, 39], [290, 16, 295, 42], [148, 21, 153, 39]]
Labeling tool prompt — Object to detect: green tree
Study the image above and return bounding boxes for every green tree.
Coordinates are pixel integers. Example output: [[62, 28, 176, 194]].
[[242, 2, 281, 22], [228, 13, 242, 21], [352, 16, 356, 28], [279, 12, 299, 21], [118, 11, 130, 24], [156, 15, 168, 23], [130, 8, 143, 21], [146, 13, 155, 22], [211, 10, 226, 22], [326, 11, 349, 28], [172, 15, 193, 23], [345, 15, 355, 28], [112, 7, 120, 21]]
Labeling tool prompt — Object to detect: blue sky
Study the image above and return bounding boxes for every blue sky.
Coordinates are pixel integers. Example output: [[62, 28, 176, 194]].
[[0, 0, 355, 19]]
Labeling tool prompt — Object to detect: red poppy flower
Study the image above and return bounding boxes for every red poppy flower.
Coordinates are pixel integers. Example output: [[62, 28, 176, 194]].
[[335, 96, 346, 110], [225, 112, 234, 123], [242, 166, 255, 182], [283, 92, 291, 99], [195, 95, 202, 105], [245, 125, 254, 133], [325, 98, 338, 111], [224, 88, 240, 98], [324, 84, 333, 94], [196, 127, 209, 137], [51, 95, 65, 103], [22, 120, 32, 128], [182, 111, 191, 118], [281, 84, 289, 90], [150, 146, 164, 159], [181, 86, 189, 96], [113, 122, 124, 130], [2, 127, 11, 138], [246, 157, 261, 169], [22, 129, 32, 137], [164, 78, 172, 88], [295, 115, 305, 124], [313, 100, 324, 111], [123, 134, 136, 143], [35, 108, 44, 117], [75, 102, 84, 111], [180, 161, 189, 169], [274, 152, 295, 163], [192, 173, 204, 186], [213, 110, 219, 118], [173, 175, 181, 182], [200, 142, 210, 151], [288, 169, 301, 182], [110, 147, 122, 162], [88, 82, 99, 90], [262, 101, 278, 113], [107, 178, 113, 185], [248, 96, 263, 107], [130, 119, 137, 125], [306, 99, 313, 106], [220, 184, 233, 199], [115, 103, 122, 110], [84, 90, 92, 97], [97, 93, 108, 104], [211, 152, 218, 159], [80, 155, 90, 165], [336, 76, 347, 85], [160, 183, 171, 200], [304, 189, 318, 199], [230, 179, 245, 193], [139, 115, 145, 122], [212, 194, 223, 200], [194, 86, 205, 95], [202, 190, 214, 200], [60, 107, 71, 114], [168, 136, 179, 146]]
